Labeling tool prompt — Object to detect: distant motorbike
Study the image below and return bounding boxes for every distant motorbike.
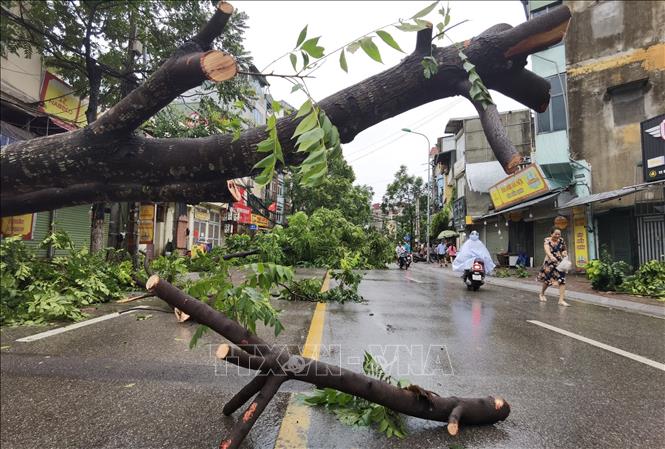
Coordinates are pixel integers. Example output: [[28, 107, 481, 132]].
[[398, 253, 412, 270], [462, 258, 485, 291], [412, 253, 427, 263]]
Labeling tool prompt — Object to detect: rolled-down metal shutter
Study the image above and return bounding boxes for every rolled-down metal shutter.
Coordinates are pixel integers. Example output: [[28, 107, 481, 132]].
[[636, 215, 665, 264]]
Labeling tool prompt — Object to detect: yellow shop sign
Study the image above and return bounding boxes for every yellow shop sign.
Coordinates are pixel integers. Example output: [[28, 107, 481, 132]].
[[489, 164, 550, 211], [251, 214, 269, 228]]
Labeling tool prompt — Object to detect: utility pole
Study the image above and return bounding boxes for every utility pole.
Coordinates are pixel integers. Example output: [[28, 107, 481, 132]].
[[402, 128, 432, 263]]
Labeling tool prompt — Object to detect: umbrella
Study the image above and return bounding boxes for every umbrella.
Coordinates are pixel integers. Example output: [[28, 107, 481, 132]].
[[437, 230, 459, 239]]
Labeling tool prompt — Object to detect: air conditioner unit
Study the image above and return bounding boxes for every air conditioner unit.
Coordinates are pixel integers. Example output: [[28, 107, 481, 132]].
[[131, 40, 144, 56]]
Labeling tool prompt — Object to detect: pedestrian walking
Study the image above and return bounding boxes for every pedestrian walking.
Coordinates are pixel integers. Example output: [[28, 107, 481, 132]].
[[436, 240, 447, 267], [537, 227, 570, 306], [447, 240, 457, 265]]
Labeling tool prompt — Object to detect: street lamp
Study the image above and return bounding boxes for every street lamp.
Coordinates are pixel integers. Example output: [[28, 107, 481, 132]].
[[402, 128, 432, 263]]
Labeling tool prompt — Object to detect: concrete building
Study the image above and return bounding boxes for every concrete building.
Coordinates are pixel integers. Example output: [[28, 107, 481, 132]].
[[560, 0, 665, 266], [435, 109, 537, 264], [0, 35, 105, 255]]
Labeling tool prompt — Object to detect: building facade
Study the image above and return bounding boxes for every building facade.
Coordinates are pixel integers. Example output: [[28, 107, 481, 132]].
[[1, 36, 106, 255], [562, 0, 665, 267]]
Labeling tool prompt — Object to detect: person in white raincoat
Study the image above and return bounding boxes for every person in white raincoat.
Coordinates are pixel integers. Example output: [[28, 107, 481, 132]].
[[452, 231, 496, 274]]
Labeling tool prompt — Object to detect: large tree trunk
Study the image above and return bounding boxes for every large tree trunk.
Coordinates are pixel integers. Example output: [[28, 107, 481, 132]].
[[146, 275, 510, 449], [0, 4, 571, 217]]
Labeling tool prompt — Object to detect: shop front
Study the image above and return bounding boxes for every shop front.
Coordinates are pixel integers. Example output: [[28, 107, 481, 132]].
[[189, 203, 224, 249]]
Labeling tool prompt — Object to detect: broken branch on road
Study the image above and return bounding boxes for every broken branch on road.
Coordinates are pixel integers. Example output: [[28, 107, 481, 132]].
[[147, 274, 510, 447]]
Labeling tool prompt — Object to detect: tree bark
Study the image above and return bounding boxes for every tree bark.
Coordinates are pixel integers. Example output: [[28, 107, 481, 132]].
[[0, 5, 571, 216], [146, 275, 511, 447]]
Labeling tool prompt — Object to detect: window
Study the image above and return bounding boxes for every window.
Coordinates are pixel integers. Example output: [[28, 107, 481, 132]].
[[607, 79, 647, 127], [536, 74, 567, 134]]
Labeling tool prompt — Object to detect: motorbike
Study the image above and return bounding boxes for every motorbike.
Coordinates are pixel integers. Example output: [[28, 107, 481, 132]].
[[462, 258, 485, 291], [398, 253, 412, 270]]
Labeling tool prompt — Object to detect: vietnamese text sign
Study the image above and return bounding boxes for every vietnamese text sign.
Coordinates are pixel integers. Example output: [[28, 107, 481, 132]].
[[573, 213, 589, 268], [1, 214, 35, 240], [489, 164, 549, 211], [139, 204, 155, 244], [39, 72, 83, 128], [251, 214, 269, 228]]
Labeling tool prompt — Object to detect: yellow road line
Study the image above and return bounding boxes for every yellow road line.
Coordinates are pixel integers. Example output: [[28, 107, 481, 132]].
[[274, 301, 327, 448]]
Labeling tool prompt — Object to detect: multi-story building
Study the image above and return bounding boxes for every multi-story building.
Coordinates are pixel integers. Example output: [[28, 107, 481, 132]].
[[560, 0, 665, 267], [0, 32, 105, 255], [435, 109, 550, 264]]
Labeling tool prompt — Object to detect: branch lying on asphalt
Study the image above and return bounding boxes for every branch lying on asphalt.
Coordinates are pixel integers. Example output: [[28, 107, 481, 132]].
[[147, 274, 510, 448]]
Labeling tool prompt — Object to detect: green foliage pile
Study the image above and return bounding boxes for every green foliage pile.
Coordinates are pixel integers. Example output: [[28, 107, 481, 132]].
[[281, 253, 366, 304], [1, 233, 135, 325], [619, 260, 665, 299], [275, 209, 392, 269], [303, 352, 409, 439], [514, 265, 529, 278], [585, 250, 632, 292]]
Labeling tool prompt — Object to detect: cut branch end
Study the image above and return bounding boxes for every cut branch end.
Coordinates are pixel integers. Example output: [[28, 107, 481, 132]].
[[201, 51, 237, 82], [146, 274, 160, 291], [217, 1, 234, 14]]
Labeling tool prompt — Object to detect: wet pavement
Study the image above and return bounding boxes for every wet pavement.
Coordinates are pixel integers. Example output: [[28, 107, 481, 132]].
[[2, 265, 664, 448]]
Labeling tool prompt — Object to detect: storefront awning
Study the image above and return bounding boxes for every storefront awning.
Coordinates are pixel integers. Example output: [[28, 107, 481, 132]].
[[465, 161, 506, 193], [479, 190, 562, 219], [560, 185, 652, 208]]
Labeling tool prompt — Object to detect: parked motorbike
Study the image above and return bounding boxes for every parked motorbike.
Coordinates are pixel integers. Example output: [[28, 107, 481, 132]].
[[463, 258, 485, 291], [398, 253, 412, 270]]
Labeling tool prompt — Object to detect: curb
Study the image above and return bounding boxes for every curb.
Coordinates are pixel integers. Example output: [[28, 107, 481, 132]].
[[414, 263, 665, 319]]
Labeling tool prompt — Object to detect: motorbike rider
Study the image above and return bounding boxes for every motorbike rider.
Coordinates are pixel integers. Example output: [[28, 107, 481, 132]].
[[452, 230, 496, 274]]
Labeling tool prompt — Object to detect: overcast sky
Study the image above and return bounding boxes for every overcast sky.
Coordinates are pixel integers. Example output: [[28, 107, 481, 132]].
[[235, 1, 528, 202]]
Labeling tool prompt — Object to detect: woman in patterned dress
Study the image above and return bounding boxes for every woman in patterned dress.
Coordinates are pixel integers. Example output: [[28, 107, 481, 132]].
[[537, 227, 570, 306]]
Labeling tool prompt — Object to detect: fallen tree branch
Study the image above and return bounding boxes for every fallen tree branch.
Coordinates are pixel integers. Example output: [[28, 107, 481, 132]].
[[147, 275, 510, 446], [1, 6, 572, 214]]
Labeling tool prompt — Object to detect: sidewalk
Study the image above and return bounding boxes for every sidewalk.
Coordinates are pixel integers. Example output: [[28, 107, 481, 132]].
[[416, 263, 665, 319]]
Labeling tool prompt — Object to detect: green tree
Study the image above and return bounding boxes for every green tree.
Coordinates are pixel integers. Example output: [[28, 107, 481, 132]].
[[381, 165, 424, 242], [287, 148, 373, 226], [1, 0, 252, 252]]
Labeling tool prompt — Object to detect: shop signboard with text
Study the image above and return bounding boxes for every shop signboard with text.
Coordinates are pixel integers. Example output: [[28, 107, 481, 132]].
[[572, 208, 589, 269], [0, 214, 35, 240], [251, 214, 269, 228], [641, 114, 665, 183], [39, 71, 84, 130], [139, 203, 155, 244], [489, 164, 550, 211]]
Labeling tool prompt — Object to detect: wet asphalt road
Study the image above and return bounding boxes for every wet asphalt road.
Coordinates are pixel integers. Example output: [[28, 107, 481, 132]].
[[2, 264, 665, 449]]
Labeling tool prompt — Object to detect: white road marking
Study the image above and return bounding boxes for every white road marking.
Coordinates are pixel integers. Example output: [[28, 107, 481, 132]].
[[16, 306, 153, 342], [527, 320, 665, 372]]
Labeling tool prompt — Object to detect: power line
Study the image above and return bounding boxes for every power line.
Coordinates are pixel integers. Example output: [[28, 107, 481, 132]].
[[348, 98, 465, 163]]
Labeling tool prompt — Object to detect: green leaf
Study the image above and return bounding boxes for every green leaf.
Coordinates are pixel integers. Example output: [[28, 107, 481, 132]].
[[256, 138, 273, 153], [253, 154, 275, 170], [359, 37, 382, 63], [339, 49, 348, 73], [301, 37, 324, 58], [297, 127, 325, 149], [271, 100, 282, 114], [295, 99, 313, 118], [289, 52, 297, 71], [301, 51, 310, 68], [292, 109, 319, 138], [395, 22, 429, 32], [411, 1, 439, 19], [189, 325, 209, 349], [291, 84, 302, 93], [376, 30, 404, 53], [346, 41, 361, 54], [296, 25, 308, 48]]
